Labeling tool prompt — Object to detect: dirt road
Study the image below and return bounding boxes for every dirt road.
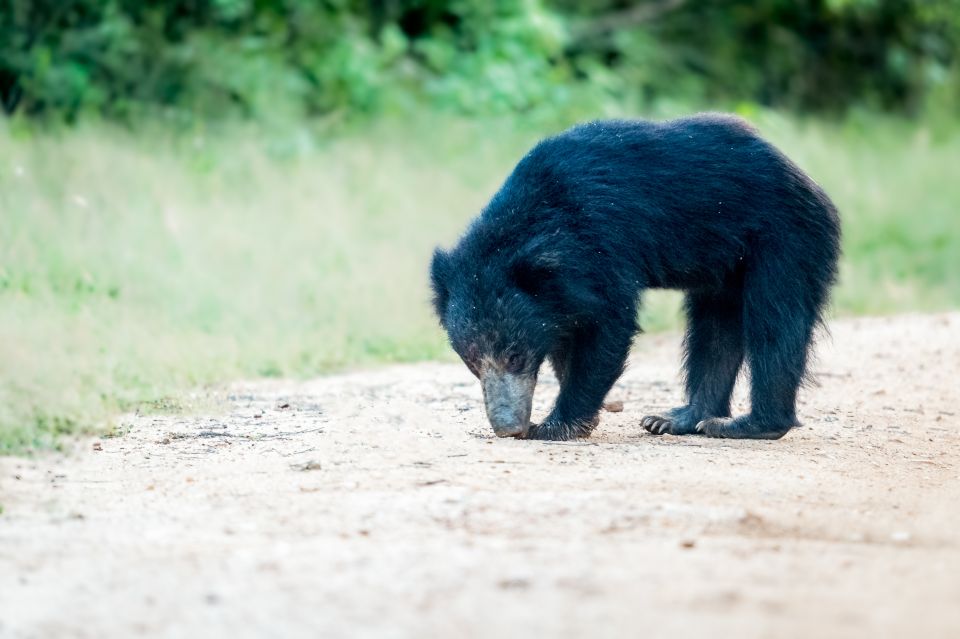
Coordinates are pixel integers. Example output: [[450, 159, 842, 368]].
[[2, 313, 958, 638]]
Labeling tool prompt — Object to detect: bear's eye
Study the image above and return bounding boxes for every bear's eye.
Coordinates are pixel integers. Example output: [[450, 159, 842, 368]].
[[506, 353, 525, 373]]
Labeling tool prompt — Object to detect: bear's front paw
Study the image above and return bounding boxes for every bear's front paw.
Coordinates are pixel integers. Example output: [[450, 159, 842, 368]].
[[526, 416, 598, 441], [525, 424, 568, 441]]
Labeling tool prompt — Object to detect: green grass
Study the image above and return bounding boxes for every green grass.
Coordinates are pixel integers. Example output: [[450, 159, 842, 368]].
[[1, 110, 958, 451]]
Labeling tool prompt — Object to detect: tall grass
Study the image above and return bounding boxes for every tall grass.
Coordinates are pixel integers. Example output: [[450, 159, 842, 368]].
[[1, 111, 958, 451]]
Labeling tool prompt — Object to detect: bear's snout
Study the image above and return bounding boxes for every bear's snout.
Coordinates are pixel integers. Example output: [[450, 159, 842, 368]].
[[480, 369, 535, 438]]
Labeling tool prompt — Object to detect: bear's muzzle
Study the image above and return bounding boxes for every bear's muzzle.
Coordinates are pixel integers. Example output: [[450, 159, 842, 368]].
[[480, 366, 535, 438]]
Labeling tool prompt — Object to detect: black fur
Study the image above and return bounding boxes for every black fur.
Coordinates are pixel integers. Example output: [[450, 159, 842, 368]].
[[431, 113, 840, 440]]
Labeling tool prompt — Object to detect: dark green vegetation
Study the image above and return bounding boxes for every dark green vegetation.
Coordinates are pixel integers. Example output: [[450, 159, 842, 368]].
[[1, 0, 958, 121], [1, 1, 958, 451]]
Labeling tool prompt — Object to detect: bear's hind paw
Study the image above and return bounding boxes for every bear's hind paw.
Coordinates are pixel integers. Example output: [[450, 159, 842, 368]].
[[642, 406, 700, 435], [695, 416, 792, 440]]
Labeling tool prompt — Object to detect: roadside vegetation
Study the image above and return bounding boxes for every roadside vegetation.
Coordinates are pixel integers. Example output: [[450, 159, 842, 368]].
[[4, 111, 958, 451]]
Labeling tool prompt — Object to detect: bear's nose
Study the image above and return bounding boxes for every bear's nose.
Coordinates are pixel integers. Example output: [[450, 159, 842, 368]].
[[489, 410, 526, 437]]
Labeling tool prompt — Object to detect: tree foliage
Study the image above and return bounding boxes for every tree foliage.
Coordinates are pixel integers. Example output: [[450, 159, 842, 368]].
[[1, 0, 957, 121]]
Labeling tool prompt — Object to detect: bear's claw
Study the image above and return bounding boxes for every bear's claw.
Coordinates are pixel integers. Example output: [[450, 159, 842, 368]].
[[642, 415, 676, 435]]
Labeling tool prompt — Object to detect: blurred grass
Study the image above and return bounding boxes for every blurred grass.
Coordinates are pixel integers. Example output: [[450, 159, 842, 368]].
[[1, 110, 958, 451]]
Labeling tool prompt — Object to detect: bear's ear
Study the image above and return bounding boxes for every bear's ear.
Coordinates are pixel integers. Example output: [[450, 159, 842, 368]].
[[429, 248, 452, 318], [510, 253, 559, 298], [512, 250, 603, 315]]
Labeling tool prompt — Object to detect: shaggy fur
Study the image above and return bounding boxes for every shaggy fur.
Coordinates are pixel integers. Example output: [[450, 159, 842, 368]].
[[431, 113, 841, 440]]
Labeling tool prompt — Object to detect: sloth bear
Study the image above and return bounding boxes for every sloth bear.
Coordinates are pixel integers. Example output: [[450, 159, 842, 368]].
[[430, 114, 840, 441]]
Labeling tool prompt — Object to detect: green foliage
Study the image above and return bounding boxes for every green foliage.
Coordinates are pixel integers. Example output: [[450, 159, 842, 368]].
[[1, 0, 958, 121]]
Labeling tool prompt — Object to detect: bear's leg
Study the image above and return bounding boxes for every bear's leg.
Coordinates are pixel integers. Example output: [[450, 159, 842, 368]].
[[528, 323, 634, 441], [549, 340, 606, 432], [548, 341, 572, 386], [643, 289, 744, 435], [696, 263, 816, 439]]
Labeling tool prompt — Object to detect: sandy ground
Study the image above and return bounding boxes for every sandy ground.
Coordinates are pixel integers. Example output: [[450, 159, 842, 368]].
[[1, 313, 959, 639]]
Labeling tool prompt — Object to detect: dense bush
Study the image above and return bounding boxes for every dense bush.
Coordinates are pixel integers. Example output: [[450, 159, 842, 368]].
[[1, 0, 958, 121]]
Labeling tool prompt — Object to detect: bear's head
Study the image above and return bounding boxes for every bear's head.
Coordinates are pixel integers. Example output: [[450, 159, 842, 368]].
[[429, 233, 600, 438]]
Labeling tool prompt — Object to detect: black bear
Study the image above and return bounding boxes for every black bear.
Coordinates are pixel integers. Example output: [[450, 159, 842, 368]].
[[430, 114, 840, 441]]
